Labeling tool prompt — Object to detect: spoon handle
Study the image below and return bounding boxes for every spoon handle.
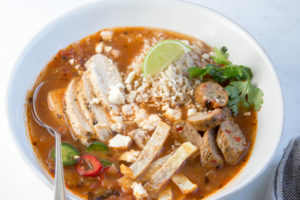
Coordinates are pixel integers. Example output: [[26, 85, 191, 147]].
[[54, 132, 66, 200]]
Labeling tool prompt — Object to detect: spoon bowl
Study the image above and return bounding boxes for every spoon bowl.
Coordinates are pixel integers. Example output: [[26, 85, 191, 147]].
[[32, 79, 68, 200]]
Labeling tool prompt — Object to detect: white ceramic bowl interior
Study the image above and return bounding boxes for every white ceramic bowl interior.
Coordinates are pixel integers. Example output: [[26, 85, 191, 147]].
[[6, 0, 284, 199]]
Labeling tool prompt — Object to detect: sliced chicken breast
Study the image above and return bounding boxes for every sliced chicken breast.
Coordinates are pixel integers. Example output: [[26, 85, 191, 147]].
[[63, 78, 94, 145], [47, 87, 65, 124], [84, 54, 125, 112], [77, 74, 112, 142]]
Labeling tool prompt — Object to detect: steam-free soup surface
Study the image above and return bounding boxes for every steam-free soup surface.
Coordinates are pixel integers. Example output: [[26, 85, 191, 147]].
[[26, 27, 257, 200]]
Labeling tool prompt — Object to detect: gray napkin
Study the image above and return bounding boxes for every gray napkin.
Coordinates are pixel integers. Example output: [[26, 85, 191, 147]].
[[266, 137, 300, 200]]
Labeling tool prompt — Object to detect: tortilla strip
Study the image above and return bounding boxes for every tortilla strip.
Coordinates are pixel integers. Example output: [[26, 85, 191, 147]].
[[171, 173, 198, 194], [158, 184, 173, 200], [144, 142, 198, 194], [127, 121, 171, 179], [138, 152, 174, 183]]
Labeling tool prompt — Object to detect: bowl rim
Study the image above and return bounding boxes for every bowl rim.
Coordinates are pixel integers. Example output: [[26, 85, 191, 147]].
[[5, 0, 284, 199]]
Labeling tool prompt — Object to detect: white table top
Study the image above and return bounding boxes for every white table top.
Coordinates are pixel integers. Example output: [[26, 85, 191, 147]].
[[0, 0, 299, 199]]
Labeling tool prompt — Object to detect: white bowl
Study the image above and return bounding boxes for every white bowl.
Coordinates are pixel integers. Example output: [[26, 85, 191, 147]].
[[6, 0, 284, 199]]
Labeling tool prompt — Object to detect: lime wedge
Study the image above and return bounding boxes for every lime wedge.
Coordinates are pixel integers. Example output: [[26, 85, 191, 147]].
[[142, 40, 191, 77]]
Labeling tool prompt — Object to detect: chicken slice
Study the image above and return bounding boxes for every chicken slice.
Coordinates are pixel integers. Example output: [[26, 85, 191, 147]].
[[77, 75, 112, 142], [47, 87, 65, 124], [84, 54, 125, 113], [63, 78, 94, 145]]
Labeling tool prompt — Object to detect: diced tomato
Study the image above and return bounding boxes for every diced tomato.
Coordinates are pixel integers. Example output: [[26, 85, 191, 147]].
[[225, 130, 231, 134], [234, 136, 241, 142], [176, 126, 183, 132], [76, 155, 102, 177]]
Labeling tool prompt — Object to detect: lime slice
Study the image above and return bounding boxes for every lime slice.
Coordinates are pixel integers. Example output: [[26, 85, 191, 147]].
[[142, 40, 191, 77]]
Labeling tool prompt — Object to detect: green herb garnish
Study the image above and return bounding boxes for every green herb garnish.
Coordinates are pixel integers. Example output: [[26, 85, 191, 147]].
[[188, 46, 263, 115]]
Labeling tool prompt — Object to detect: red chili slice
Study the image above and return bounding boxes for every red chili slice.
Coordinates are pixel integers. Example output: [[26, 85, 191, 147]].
[[176, 126, 184, 132], [76, 155, 102, 177], [234, 136, 241, 142]]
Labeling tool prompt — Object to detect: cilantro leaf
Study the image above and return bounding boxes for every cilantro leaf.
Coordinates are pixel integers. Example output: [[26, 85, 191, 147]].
[[188, 46, 263, 115], [188, 64, 252, 82], [188, 67, 210, 79], [211, 46, 231, 65], [222, 65, 253, 81], [225, 81, 264, 115], [248, 84, 264, 110]]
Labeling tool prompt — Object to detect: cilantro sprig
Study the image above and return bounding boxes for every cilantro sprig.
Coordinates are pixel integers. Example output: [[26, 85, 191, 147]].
[[188, 46, 263, 115]]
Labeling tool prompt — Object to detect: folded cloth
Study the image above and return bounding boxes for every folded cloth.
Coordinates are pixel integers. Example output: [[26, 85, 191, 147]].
[[266, 137, 300, 200]]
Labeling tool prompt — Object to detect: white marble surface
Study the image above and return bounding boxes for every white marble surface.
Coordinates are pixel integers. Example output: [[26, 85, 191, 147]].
[[0, 0, 299, 199]]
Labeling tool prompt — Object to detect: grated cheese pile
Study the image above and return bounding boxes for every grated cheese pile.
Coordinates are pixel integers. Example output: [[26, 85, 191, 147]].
[[125, 39, 211, 108]]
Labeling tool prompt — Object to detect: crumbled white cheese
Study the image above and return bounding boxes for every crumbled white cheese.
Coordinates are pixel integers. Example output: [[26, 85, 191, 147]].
[[131, 182, 148, 200], [187, 108, 198, 117], [108, 84, 125, 105], [68, 58, 74, 65], [95, 42, 103, 53], [110, 123, 121, 132], [100, 30, 113, 41], [119, 150, 140, 162], [202, 53, 210, 60], [90, 98, 100, 105], [111, 115, 123, 123], [139, 114, 161, 131], [104, 46, 113, 53], [165, 108, 182, 121], [127, 91, 137, 103], [127, 39, 203, 108], [135, 109, 149, 123], [125, 71, 137, 85], [112, 49, 120, 59], [74, 64, 80, 70], [108, 134, 132, 149], [162, 104, 169, 111], [122, 104, 134, 116]]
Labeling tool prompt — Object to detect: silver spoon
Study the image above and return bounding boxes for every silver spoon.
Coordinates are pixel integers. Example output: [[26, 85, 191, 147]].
[[32, 80, 67, 200]]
